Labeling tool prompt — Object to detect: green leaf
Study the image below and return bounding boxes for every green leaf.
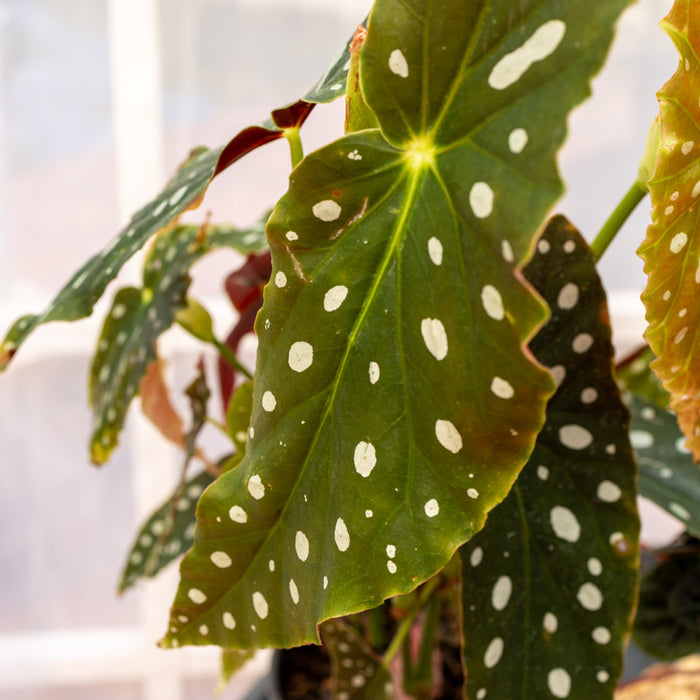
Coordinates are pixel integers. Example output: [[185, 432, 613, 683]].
[[226, 381, 254, 456], [89, 222, 264, 463], [320, 619, 393, 699], [161, 0, 631, 651], [89, 226, 201, 463], [119, 470, 215, 594], [461, 217, 640, 699], [217, 649, 256, 695], [616, 345, 669, 410], [633, 539, 700, 660], [175, 298, 218, 345], [627, 394, 700, 538], [638, 0, 700, 460]]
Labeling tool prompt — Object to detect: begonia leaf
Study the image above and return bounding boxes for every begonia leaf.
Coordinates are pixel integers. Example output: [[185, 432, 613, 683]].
[[633, 537, 700, 660], [638, 0, 700, 459], [627, 394, 700, 537], [320, 619, 393, 699], [461, 217, 639, 699], [89, 223, 255, 464], [119, 470, 215, 594], [162, 0, 631, 652], [616, 346, 669, 410], [140, 358, 186, 448]]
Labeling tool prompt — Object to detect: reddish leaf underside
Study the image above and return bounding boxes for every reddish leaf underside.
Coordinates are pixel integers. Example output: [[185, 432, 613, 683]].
[[461, 217, 639, 700], [639, 0, 700, 460], [162, 0, 632, 653]]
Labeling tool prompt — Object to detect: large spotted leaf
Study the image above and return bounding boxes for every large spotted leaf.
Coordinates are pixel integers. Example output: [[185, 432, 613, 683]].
[[161, 0, 631, 651], [638, 0, 700, 460], [119, 470, 215, 593], [89, 224, 253, 463], [461, 218, 639, 699], [0, 27, 359, 371], [627, 394, 700, 537]]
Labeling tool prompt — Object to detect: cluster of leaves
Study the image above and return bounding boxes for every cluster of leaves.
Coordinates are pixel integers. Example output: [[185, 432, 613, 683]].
[[3, 0, 700, 698]]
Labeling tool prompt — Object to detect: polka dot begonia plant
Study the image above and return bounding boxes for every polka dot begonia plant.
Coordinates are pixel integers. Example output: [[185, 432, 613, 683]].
[[3, 0, 700, 697]]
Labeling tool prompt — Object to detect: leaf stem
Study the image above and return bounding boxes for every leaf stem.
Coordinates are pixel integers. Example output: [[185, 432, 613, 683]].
[[284, 127, 304, 169], [381, 576, 441, 670], [215, 341, 253, 380], [590, 181, 648, 261]]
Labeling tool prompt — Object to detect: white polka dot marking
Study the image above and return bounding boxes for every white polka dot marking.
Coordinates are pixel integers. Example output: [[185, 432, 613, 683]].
[[188, 588, 207, 604], [670, 502, 691, 521], [470, 547, 483, 567], [577, 582, 604, 611], [588, 558, 603, 576], [252, 592, 269, 619], [572, 333, 594, 353], [597, 671, 610, 684], [581, 387, 598, 404], [547, 668, 571, 698], [275, 271, 287, 288], [369, 361, 380, 385], [428, 237, 443, 265], [469, 182, 495, 218], [550, 506, 581, 543], [491, 376, 514, 399], [354, 441, 377, 477], [223, 612, 236, 630], [488, 20, 567, 90], [559, 424, 593, 450], [481, 284, 505, 320], [388, 49, 409, 78], [592, 627, 611, 645], [334, 517, 350, 552], [492, 575, 513, 611], [597, 481, 622, 503], [508, 128, 529, 153], [671, 232, 688, 253], [286, 231, 298, 241], [288, 341, 314, 372], [324, 285, 349, 312], [247, 474, 265, 500], [435, 419, 463, 453], [424, 499, 440, 517], [289, 579, 300, 605], [421, 318, 448, 360], [484, 637, 504, 668], [295, 531, 310, 561], [502, 240, 514, 262], [557, 283, 579, 309], [210, 551, 232, 568], [543, 612, 558, 634], [262, 391, 276, 412], [313, 200, 342, 222], [630, 430, 653, 449]]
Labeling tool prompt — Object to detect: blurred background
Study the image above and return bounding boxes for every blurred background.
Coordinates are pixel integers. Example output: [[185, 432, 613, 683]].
[[0, 0, 684, 697]]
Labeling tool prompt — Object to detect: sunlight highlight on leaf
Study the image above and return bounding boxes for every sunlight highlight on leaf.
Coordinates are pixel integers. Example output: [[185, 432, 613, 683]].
[[638, 0, 700, 460]]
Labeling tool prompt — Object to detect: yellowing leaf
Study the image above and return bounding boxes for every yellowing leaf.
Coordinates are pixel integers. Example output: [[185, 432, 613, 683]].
[[638, 0, 700, 460]]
